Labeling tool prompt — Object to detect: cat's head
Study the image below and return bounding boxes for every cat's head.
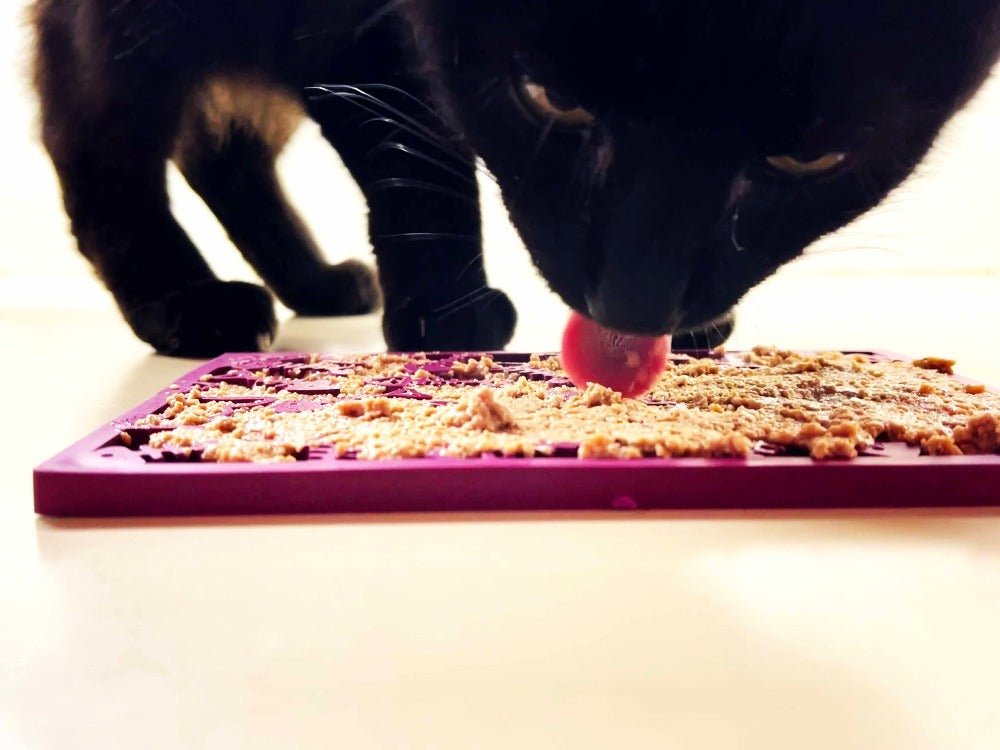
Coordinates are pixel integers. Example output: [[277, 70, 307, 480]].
[[402, 1, 1000, 337]]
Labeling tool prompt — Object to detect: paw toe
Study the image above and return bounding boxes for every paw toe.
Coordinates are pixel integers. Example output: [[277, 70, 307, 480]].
[[134, 281, 278, 358]]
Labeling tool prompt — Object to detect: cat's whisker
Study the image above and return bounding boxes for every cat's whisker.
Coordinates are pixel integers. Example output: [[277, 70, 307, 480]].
[[704, 320, 722, 348], [369, 177, 480, 206], [797, 245, 928, 274], [317, 85, 503, 187], [312, 88, 500, 187], [429, 285, 490, 315], [113, 23, 175, 61], [433, 287, 502, 320], [473, 76, 504, 102], [354, 0, 408, 37], [336, 85, 503, 184], [472, 76, 507, 113], [369, 125, 405, 154], [454, 252, 487, 283], [359, 115, 405, 131], [378, 232, 479, 243], [802, 243, 918, 262], [731, 309, 768, 345], [698, 326, 713, 351], [293, 27, 340, 42], [359, 115, 458, 165], [365, 135, 496, 189], [373, 140, 500, 190], [368, 141, 479, 187], [348, 82, 444, 120], [829, 228, 914, 239], [309, 85, 463, 157], [310, 88, 473, 168]]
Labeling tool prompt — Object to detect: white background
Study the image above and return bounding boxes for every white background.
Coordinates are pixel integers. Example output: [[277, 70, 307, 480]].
[[2, 6, 1000, 750]]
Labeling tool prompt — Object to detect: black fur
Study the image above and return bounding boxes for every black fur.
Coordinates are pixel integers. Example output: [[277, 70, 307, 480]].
[[32, 1, 1000, 356], [406, 1, 1000, 338]]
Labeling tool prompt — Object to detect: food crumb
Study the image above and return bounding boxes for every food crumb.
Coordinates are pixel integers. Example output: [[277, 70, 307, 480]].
[[451, 356, 495, 379], [572, 382, 623, 408], [438, 388, 515, 431], [953, 413, 1000, 454], [913, 357, 956, 375], [922, 435, 963, 456]]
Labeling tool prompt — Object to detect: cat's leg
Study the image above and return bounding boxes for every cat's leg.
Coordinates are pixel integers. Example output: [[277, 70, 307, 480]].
[[34, 36, 276, 357], [174, 96, 380, 317], [306, 81, 515, 352]]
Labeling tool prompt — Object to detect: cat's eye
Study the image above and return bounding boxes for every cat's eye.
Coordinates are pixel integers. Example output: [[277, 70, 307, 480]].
[[517, 79, 595, 128], [765, 152, 847, 177]]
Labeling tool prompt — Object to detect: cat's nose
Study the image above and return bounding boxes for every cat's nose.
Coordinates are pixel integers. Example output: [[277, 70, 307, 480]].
[[584, 286, 682, 336]]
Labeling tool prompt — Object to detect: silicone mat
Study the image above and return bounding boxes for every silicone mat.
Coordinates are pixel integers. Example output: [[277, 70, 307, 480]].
[[34, 351, 1000, 516]]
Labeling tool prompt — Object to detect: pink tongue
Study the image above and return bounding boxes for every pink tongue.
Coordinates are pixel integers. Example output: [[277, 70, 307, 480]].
[[560, 311, 670, 398]]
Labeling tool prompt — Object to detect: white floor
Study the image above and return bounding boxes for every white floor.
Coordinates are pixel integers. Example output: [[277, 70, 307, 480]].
[[2, 4, 1000, 749]]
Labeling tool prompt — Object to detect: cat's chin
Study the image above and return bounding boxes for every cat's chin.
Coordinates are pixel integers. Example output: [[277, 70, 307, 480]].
[[671, 313, 737, 352], [559, 299, 736, 351]]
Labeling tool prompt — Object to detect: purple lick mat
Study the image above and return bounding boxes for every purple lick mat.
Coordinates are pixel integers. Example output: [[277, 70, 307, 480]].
[[33, 351, 1000, 516]]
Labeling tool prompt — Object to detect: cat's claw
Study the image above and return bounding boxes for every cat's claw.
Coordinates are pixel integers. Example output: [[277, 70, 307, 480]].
[[129, 280, 278, 358], [383, 287, 516, 352], [283, 259, 382, 317]]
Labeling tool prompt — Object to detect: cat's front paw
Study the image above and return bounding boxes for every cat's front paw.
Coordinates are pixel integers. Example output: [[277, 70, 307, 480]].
[[672, 311, 736, 351], [129, 281, 278, 358], [383, 288, 517, 352], [282, 260, 382, 317]]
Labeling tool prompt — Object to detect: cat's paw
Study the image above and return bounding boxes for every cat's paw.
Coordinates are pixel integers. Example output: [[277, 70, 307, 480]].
[[130, 281, 278, 358], [672, 312, 736, 351], [283, 260, 381, 317], [383, 288, 517, 352]]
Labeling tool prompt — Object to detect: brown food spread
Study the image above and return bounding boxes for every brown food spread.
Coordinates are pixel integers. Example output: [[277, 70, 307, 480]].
[[134, 348, 1000, 463]]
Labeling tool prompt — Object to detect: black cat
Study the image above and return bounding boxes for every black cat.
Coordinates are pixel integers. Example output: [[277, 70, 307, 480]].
[[32, 1, 1000, 357]]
